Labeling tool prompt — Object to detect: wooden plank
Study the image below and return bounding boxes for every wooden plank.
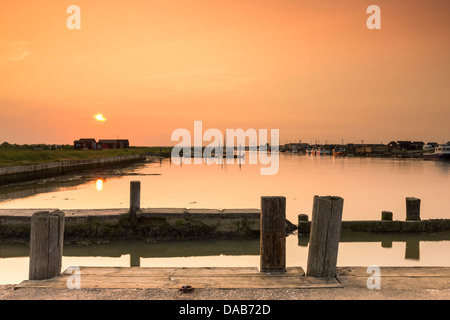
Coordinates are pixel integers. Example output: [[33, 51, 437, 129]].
[[339, 276, 450, 290], [61, 266, 259, 276], [21, 274, 334, 286], [18, 267, 449, 290], [17, 266, 338, 289], [18, 275, 340, 289], [337, 267, 450, 278], [337, 266, 450, 290], [60, 266, 305, 277]]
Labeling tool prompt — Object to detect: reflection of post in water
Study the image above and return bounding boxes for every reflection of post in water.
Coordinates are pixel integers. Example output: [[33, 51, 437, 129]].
[[237, 144, 242, 170], [298, 237, 308, 247], [7, 239, 260, 262], [130, 253, 141, 267], [297, 232, 447, 261], [381, 239, 392, 248], [405, 240, 420, 260]]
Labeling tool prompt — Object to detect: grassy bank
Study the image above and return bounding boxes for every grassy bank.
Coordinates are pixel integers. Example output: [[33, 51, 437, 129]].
[[0, 146, 172, 167]]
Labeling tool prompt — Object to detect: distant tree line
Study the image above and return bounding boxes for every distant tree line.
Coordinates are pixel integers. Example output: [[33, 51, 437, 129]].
[[0, 142, 74, 150]]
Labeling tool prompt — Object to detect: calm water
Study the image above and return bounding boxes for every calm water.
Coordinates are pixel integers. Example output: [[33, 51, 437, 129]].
[[1, 153, 449, 221], [0, 154, 449, 284]]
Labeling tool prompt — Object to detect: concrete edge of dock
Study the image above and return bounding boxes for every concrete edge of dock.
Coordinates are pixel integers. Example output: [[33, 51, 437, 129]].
[[0, 208, 269, 243], [0, 208, 449, 244]]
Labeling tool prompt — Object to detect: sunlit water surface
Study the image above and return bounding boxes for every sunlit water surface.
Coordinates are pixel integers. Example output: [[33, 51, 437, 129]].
[[0, 154, 449, 284]]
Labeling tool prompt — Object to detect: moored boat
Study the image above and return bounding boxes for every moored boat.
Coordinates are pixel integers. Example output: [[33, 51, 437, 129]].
[[318, 147, 331, 156], [333, 147, 346, 156], [423, 145, 450, 160]]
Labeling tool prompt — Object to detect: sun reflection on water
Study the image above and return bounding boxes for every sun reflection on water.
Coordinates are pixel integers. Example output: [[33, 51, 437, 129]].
[[96, 179, 103, 191]]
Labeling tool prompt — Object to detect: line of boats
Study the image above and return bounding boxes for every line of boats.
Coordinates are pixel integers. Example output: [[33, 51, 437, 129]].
[[302, 145, 450, 160], [304, 147, 350, 156]]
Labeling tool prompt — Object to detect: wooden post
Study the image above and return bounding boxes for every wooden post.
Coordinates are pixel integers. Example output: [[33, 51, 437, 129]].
[[130, 181, 141, 212], [29, 210, 65, 280], [260, 196, 286, 273], [406, 197, 421, 221], [306, 196, 344, 278], [381, 211, 393, 221]]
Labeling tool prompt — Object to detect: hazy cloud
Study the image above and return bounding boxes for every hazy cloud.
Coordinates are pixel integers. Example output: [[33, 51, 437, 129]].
[[0, 41, 31, 64], [133, 69, 258, 91]]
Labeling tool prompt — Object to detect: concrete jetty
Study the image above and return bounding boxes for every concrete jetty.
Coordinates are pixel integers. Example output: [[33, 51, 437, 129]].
[[4, 194, 449, 300], [0, 208, 289, 243], [1, 208, 449, 243]]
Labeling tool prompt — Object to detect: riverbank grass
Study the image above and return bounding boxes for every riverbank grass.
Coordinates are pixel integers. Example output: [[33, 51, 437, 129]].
[[0, 147, 171, 167]]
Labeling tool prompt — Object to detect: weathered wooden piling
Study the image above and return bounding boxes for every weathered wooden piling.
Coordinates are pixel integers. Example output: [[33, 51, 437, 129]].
[[29, 210, 65, 280], [406, 197, 421, 221], [298, 214, 309, 222], [382, 211, 393, 221], [260, 196, 286, 273], [306, 196, 344, 278], [130, 181, 141, 212]]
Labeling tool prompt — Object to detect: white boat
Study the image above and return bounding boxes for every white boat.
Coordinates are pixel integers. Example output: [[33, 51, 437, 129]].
[[422, 144, 434, 152], [423, 145, 450, 160], [318, 147, 331, 156], [333, 147, 346, 156]]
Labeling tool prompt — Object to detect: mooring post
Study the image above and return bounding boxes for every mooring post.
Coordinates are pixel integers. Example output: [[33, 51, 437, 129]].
[[130, 181, 141, 212], [381, 211, 393, 221], [306, 196, 344, 278], [29, 210, 65, 280], [298, 214, 309, 222], [260, 196, 286, 273], [406, 197, 421, 221]]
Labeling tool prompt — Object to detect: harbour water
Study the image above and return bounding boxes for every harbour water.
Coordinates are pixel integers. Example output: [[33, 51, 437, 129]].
[[0, 154, 449, 284]]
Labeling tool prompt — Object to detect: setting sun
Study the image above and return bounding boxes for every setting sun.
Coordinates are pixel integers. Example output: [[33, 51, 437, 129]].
[[95, 114, 106, 122]]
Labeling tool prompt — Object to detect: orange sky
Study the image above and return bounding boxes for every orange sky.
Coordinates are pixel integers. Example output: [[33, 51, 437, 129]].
[[0, 0, 449, 146]]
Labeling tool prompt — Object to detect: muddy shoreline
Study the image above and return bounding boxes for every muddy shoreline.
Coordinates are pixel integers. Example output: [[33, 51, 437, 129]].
[[0, 155, 147, 185]]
